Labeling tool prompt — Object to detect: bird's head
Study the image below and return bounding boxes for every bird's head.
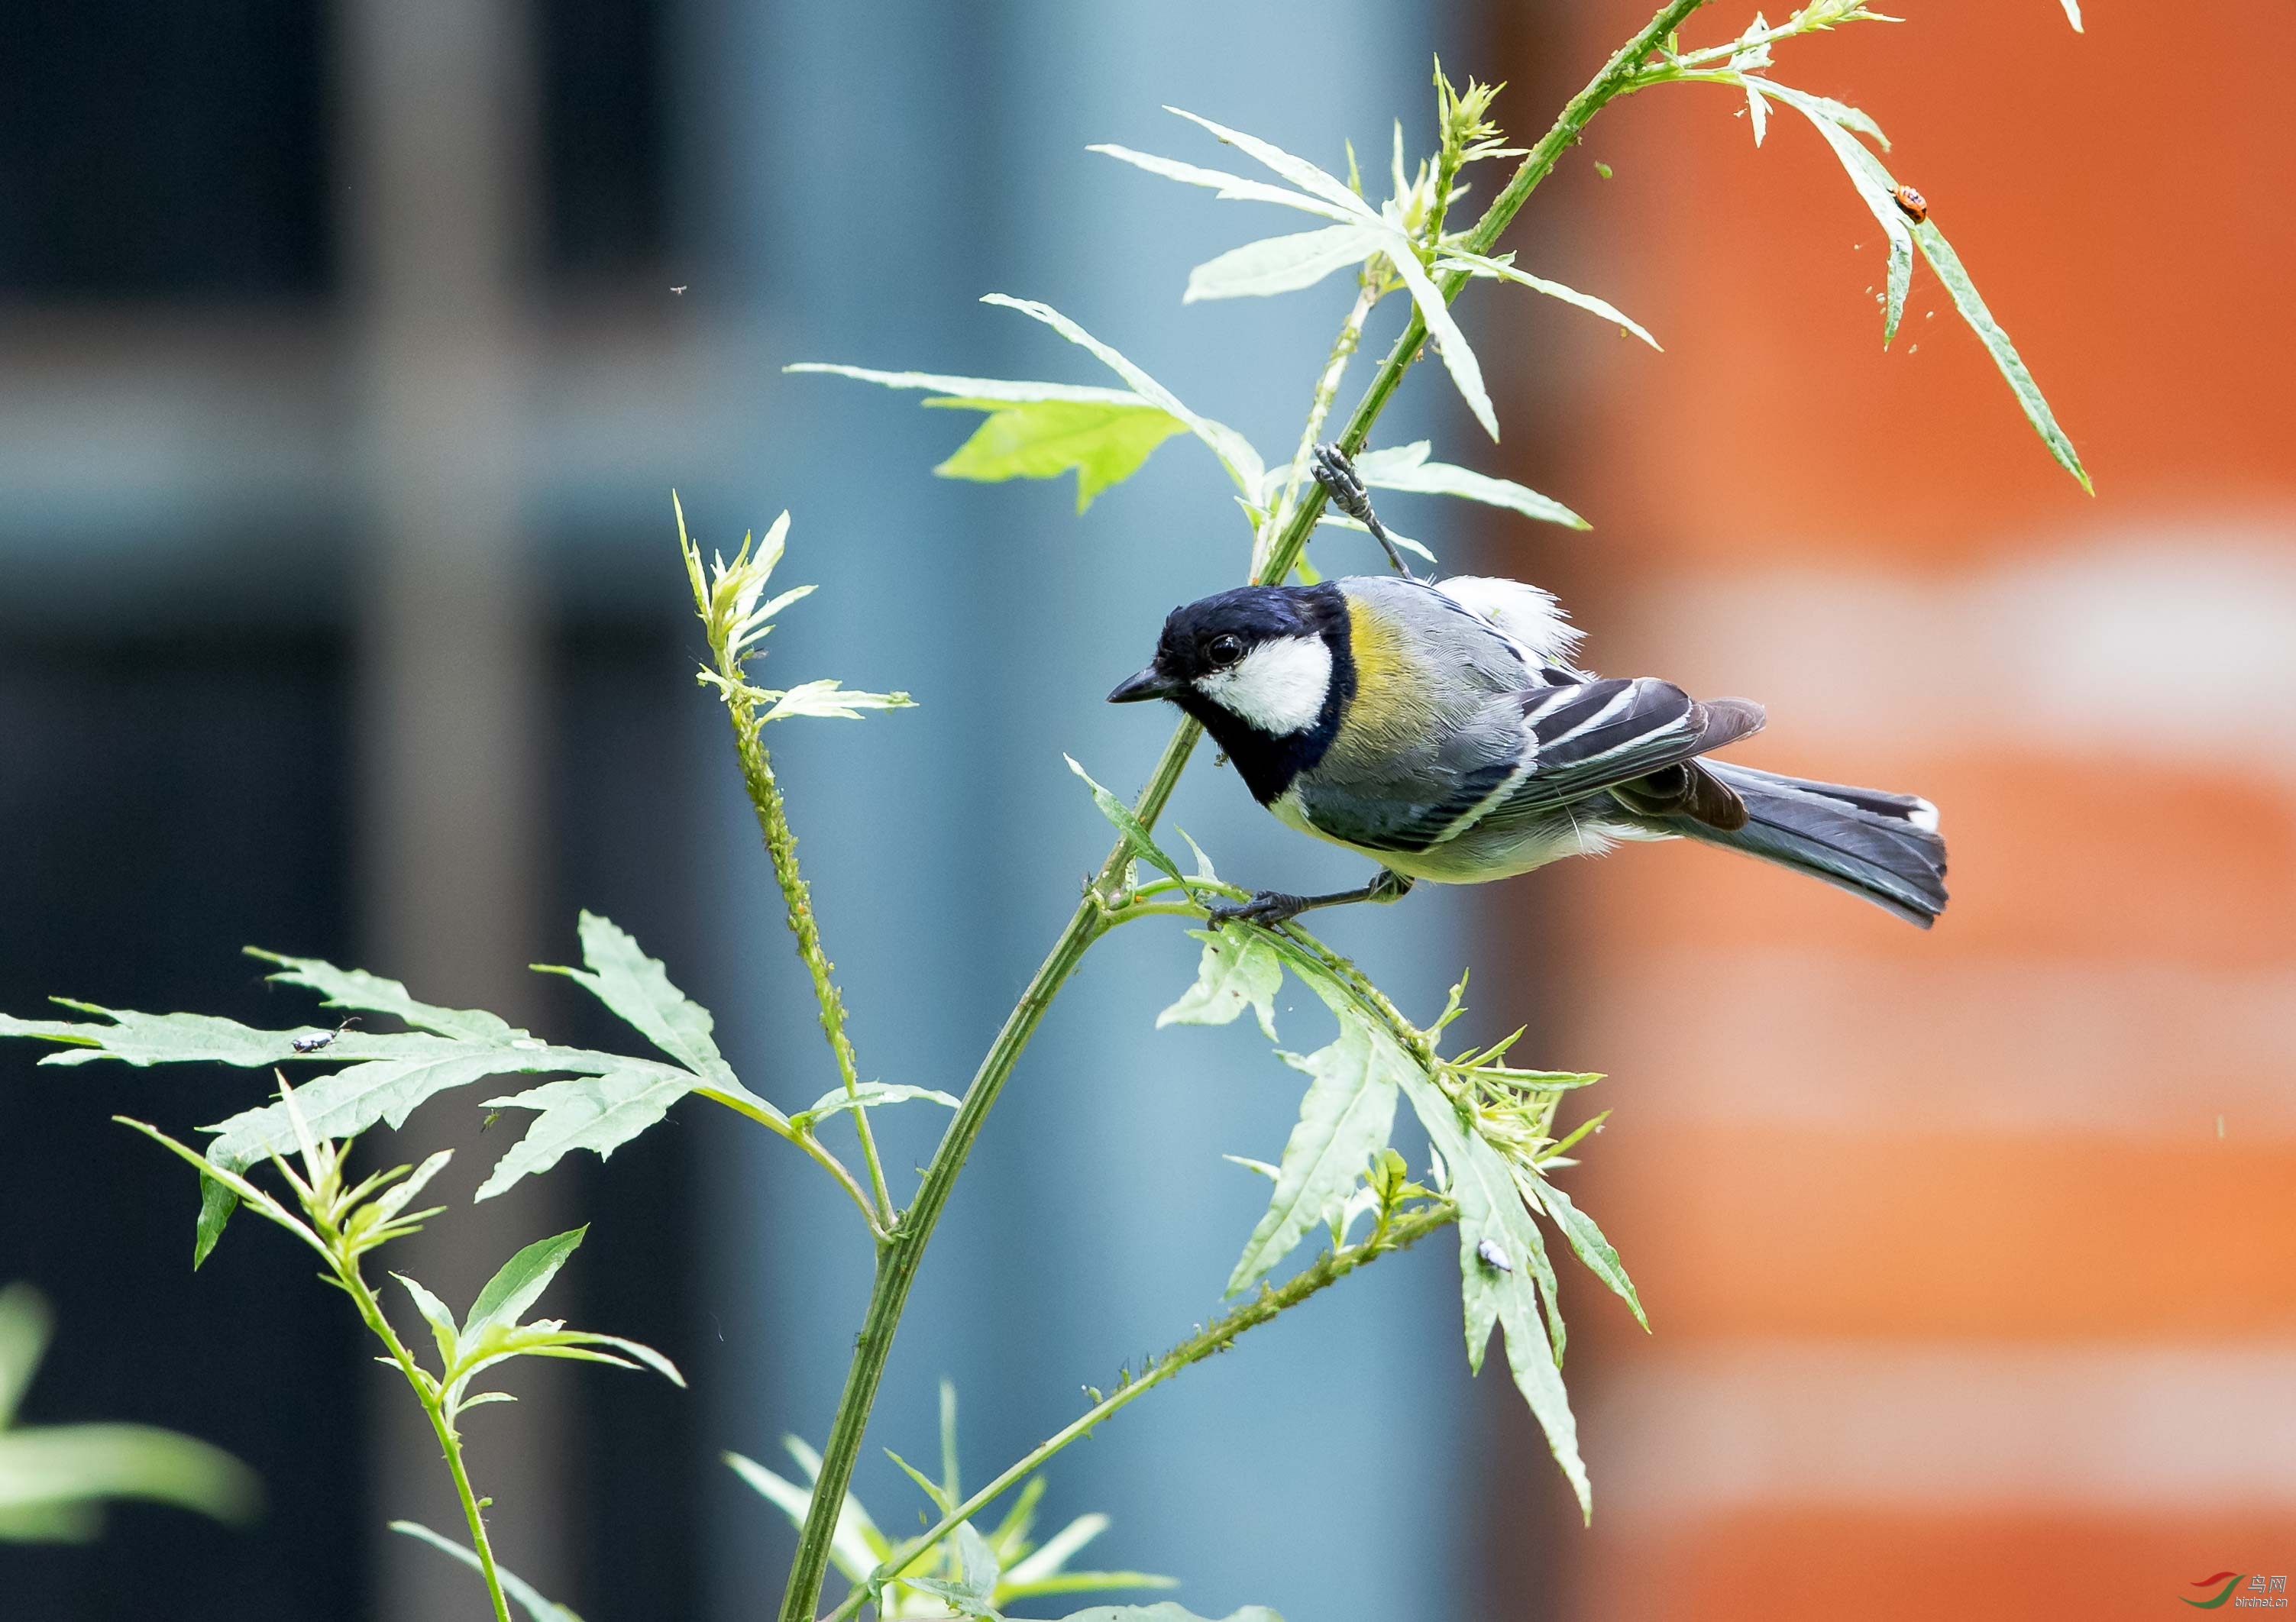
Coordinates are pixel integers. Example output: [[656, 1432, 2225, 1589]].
[[1108, 583, 1352, 797]]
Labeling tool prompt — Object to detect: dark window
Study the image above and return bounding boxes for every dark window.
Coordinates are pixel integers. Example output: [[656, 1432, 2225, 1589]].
[[537, 0, 671, 283], [0, 2, 334, 300], [0, 628, 367, 1618]]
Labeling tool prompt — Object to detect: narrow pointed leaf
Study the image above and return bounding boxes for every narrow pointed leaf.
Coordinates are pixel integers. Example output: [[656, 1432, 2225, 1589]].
[[1184, 225, 1386, 303], [799, 1082, 961, 1126], [1435, 247, 1662, 351], [981, 296, 1266, 496], [1338, 441, 1587, 528], [465, 1227, 586, 1336], [884, 1447, 953, 1514], [1529, 1178, 1648, 1330], [785, 364, 1148, 407], [1066, 757, 1183, 882], [1163, 108, 1376, 221], [726, 1452, 880, 1583], [1087, 144, 1361, 224], [1384, 242, 1499, 440], [0, 1424, 263, 1537], [758, 680, 916, 722], [1002, 1511, 1108, 1585], [1764, 82, 1911, 343], [1049, 1607, 1282, 1622], [391, 1520, 584, 1622], [1913, 219, 2091, 491]]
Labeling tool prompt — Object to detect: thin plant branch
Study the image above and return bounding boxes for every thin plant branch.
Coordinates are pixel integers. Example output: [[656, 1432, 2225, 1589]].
[[820, 1199, 1458, 1622], [772, 6, 1708, 1617]]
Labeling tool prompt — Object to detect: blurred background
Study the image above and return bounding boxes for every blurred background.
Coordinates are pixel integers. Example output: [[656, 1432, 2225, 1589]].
[[2, 2, 2288, 1620]]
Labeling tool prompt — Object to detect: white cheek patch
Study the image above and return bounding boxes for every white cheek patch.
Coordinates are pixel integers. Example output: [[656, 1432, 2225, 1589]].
[[1196, 635, 1332, 736]]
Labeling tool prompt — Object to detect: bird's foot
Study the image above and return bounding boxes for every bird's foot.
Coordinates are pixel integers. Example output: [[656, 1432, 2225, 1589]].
[[1205, 890, 1309, 929], [1308, 442, 1374, 524]]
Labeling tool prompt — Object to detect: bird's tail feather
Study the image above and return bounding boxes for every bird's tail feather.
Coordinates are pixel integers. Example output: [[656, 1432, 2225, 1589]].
[[1669, 761, 1948, 928]]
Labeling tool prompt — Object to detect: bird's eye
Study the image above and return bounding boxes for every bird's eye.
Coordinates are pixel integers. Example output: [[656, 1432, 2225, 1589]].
[[1207, 633, 1244, 667]]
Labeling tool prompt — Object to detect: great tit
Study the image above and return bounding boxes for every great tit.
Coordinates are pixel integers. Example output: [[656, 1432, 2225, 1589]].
[[1108, 567, 1946, 929]]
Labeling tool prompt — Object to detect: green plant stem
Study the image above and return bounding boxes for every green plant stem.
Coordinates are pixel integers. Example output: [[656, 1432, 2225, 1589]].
[[1258, 0, 1711, 595], [821, 1200, 1458, 1622], [775, 8, 1704, 1616], [340, 1261, 513, 1622], [1260, 273, 1382, 576], [730, 705, 895, 1231], [703, 1083, 888, 1242]]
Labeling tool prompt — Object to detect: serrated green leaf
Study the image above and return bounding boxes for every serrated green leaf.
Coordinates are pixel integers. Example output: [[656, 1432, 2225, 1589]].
[[1065, 757, 1182, 882], [1529, 1178, 1648, 1331], [1394, 1067, 1588, 1518], [546, 913, 736, 1087], [1226, 1013, 1402, 1294], [474, 1069, 696, 1200], [1157, 930, 1282, 1040], [1182, 225, 1386, 303], [465, 1228, 586, 1336], [391, 1520, 584, 1621], [1912, 218, 2091, 492], [930, 396, 1188, 512], [981, 295, 1266, 498], [1434, 247, 1661, 351], [249, 949, 525, 1042], [18, 1004, 306, 1070]]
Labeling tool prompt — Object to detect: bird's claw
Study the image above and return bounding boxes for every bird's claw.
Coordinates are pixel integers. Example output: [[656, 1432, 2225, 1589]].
[[1309, 443, 1374, 524], [1205, 890, 1307, 930]]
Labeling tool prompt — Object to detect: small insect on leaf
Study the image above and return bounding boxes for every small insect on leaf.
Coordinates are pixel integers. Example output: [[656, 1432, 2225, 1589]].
[[290, 1016, 361, 1055], [1893, 183, 1929, 224], [1476, 1237, 1514, 1274]]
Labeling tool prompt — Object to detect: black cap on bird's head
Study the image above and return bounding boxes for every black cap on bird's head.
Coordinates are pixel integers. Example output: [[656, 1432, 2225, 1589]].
[[1107, 582, 1353, 801], [1107, 584, 1344, 706]]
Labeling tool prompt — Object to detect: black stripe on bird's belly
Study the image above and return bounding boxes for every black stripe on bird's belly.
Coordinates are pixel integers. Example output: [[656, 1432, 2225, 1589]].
[[1172, 583, 1355, 806]]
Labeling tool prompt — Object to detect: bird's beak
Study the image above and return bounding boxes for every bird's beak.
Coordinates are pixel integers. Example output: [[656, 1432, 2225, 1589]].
[[1107, 664, 1182, 704]]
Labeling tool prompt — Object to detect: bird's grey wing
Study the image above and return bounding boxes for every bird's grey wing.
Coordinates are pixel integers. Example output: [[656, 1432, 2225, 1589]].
[[1295, 689, 1531, 854], [1479, 677, 1764, 819]]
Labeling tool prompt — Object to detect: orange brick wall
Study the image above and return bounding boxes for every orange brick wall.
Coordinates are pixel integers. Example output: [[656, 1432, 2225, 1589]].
[[1488, 4, 2296, 1616]]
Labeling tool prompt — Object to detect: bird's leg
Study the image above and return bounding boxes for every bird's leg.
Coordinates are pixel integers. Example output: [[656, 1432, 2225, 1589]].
[[1309, 442, 1417, 580], [1206, 868, 1415, 929]]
